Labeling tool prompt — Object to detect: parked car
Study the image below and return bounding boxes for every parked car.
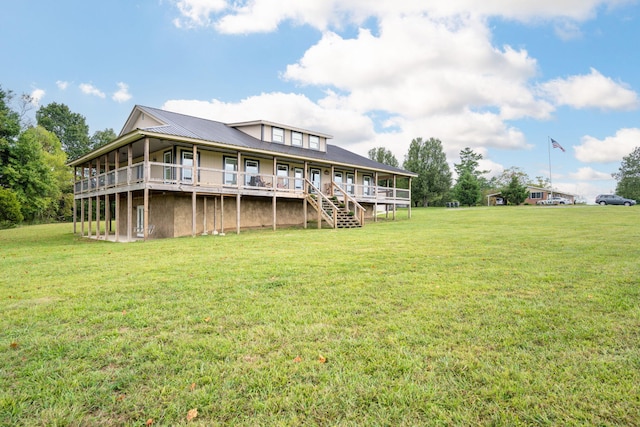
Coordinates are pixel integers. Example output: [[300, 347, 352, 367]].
[[595, 194, 637, 206], [536, 196, 572, 205]]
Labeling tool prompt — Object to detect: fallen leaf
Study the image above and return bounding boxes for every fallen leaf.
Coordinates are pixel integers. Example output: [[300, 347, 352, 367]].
[[145, 419, 153, 426], [293, 356, 302, 363], [204, 317, 211, 322], [186, 408, 198, 421], [10, 342, 18, 349], [318, 355, 327, 364], [190, 382, 196, 391], [116, 394, 126, 401], [122, 310, 127, 315]]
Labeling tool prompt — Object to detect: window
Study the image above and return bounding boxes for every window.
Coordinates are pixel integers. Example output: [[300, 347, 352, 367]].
[[346, 173, 354, 195], [530, 192, 543, 199], [334, 171, 343, 195], [163, 151, 173, 182], [292, 131, 303, 147], [277, 164, 289, 189], [309, 135, 319, 150], [181, 151, 193, 182], [363, 175, 372, 196], [294, 168, 304, 190], [310, 168, 321, 192], [224, 157, 237, 185], [272, 127, 284, 144], [245, 159, 260, 186]]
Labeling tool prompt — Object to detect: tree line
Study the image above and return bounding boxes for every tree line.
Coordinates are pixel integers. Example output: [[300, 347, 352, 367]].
[[372, 138, 640, 207], [0, 86, 115, 228]]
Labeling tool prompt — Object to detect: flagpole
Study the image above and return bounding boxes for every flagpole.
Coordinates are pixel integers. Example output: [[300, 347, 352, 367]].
[[548, 136, 553, 198]]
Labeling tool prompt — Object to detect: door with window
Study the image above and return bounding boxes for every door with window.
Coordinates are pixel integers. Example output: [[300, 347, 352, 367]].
[[245, 159, 259, 186], [346, 173, 355, 195], [136, 205, 144, 237], [181, 151, 193, 183], [310, 168, 321, 193], [294, 168, 304, 191], [363, 175, 373, 197], [163, 151, 173, 182], [224, 157, 237, 185], [334, 171, 343, 195], [277, 164, 289, 189]]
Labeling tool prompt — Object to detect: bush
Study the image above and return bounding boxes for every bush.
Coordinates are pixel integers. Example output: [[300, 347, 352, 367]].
[[0, 187, 23, 228]]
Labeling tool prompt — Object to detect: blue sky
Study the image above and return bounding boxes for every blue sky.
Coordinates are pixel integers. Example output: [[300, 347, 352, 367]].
[[3, 0, 640, 202]]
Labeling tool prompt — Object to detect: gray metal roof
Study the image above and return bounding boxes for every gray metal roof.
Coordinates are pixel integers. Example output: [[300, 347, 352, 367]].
[[129, 105, 415, 176]]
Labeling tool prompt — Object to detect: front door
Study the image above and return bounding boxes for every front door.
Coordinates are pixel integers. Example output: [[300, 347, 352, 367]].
[[310, 168, 321, 193], [181, 151, 193, 183], [136, 205, 144, 237]]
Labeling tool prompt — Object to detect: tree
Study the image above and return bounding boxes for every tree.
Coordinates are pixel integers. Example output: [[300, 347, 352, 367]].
[[499, 170, 529, 205], [613, 147, 640, 202], [0, 87, 22, 186], [454, 169, 481, 206], [403, 137, 452, 206], [368, 147, 399, 167], [36, 102, 91, 160], [90, 128, 117, 151], [0, 187, 23, 228], [453, 147, 487, 206], [3, 127, 60, 221]]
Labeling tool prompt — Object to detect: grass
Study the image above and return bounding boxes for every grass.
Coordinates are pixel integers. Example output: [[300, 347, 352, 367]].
[[1, 205, 639, 426]]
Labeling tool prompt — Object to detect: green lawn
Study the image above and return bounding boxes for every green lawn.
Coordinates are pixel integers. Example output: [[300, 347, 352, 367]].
[[1, 206, 639, 426]]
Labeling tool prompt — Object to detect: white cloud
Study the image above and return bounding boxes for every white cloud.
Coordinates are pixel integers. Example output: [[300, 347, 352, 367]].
[[79, 83, 106, 99], [569, 166, 613, 180], [56, 80, 69, 90], [575, 128, 640, 163], [172, 0, 629, 33], [539, 68, 639, 110], [112, 82, 132, 103], [30, 88, 45, 106]]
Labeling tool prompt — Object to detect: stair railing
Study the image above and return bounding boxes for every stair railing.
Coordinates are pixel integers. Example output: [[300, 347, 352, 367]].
[[331, 182, 366, 226], [305, 179, 338, 228]]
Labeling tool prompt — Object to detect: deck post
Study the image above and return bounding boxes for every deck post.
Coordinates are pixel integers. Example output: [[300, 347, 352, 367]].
[[303, 161, 308, 229], [273, 157, 277, 230], [202, 197, 208, 235], [393, 175, 397, 220], [127, 144, 132, 242], [144, 138, 150, 241], [236, 194, 241, 235], [220, 195, 225, 234], [192, 191, 197, 237], [408, 177, 412, 219], [374, 172, 379, 222], [96, 158, 100, 239], [80, 197, 85, 237]]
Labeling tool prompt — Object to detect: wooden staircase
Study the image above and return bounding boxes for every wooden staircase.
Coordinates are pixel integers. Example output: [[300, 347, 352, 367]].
[[321, 198, 361, 228]]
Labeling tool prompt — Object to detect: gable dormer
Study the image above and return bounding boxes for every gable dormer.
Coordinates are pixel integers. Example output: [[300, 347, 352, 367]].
[[228, 120, 332, 153], [119, 106, 166, 136]]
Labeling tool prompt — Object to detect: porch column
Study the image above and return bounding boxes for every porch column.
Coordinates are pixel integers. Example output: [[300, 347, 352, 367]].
[[73, 198, 77, 234], [104, 154, 110, 236], [303, 161, 308, 229], [127, 144, 133, 241], [236, 152, 242, 235], [374, 172, 379, 222], [272, 156, 277, 231], [87, 162, 92, 238], [192, 145, 198, 186], [96, 157, 101, 239], [408, 177, 412, 219], [73, 166, 77, 234], [393, 175, 397, 220], [144, 138, 150, 241], [114, 151, 120, 242], [80, 197, 85, 237]]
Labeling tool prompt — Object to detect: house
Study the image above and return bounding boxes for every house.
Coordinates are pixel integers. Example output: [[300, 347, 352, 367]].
[[69, 106, 417, 241], [486, 185, 575, 206]]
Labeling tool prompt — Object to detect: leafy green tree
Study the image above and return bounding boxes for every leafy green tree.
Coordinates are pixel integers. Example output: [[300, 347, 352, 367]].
[[454, 169, 481, 206], [3, 127, 60, 221], [90, 128, 117, 150], [453, 147, 487, 206], [368, 146, 399, 167], [0, 187, 23, 228], [613, 147, 640, 201], [500, 174, 529, 205], [403, 137, 452, 207], [0, 87, 22, 186], [36, 102, 91, 160]]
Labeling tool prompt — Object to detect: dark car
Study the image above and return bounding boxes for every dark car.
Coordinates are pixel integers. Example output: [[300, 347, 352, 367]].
[[595, 194, 637, 206]]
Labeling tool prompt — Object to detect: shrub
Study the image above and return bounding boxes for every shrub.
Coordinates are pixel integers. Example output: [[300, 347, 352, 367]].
[[0, 187, 23, 228]]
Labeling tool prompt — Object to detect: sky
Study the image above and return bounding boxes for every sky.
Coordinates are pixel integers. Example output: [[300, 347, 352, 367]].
[[3, 0, 640, 203]]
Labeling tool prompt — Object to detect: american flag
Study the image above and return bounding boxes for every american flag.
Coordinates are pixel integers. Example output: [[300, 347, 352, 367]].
[[551, 138, 566, 152]]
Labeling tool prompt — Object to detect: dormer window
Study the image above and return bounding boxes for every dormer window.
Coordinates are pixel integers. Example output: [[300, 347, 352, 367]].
[[309, 135, 320, 150], [272, 127, 284, 144], [292, 131, 303, 147]]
